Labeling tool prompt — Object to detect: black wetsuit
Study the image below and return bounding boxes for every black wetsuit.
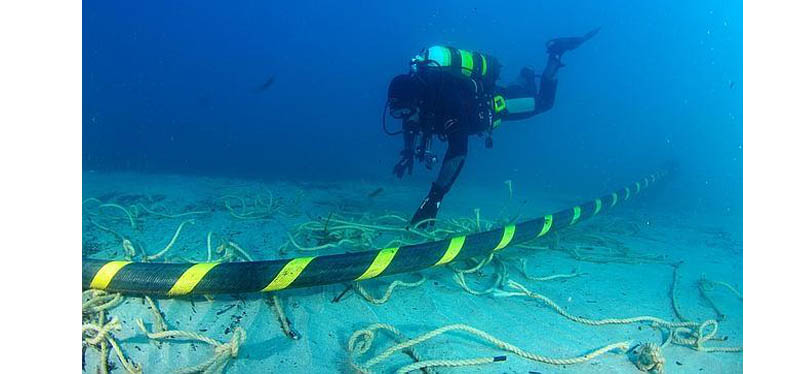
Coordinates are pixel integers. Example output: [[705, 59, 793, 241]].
[[396, 28, 600, 227], [402, 54, 561, 227]]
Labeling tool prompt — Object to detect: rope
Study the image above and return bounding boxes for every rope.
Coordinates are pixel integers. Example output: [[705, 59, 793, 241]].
[[353, 276, 426, 304], [348, 323, 630, 373], [518, 259, 584, 281], [143, 219, 195, 261], [398, 357, 503, 374], [632, 342, 666, 374], [267, 294, 300, 339], [451, 256, 507, 296], [670, 262, 690, 322], [82, 290, 123, 315], [138, 203, 210, 218], [500, 279, 743, 353], [137, 319, 247, 374], [83, 316, 142, 374], [499, 280, 697, 328], [144, 296, 167, 333], [98, 203, 138, 229]]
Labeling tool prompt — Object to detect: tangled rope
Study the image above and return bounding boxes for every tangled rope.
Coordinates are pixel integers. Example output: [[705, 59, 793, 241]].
[[632, 342, 666, 374], [137, 319, 247, 374], [82, 290, 140, 374], [83, 317, 142, 374], [498, 279, 743, 353]]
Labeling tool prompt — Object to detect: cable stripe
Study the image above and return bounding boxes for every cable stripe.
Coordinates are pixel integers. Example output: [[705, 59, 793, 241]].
[[355, 247, 399, 281], [537, 215, 553, 237], [434, 236, 465, 266], [625, 187, 631, 200], [570, 206, 581, 225], [89, 261, 131, 290], [635, 182, 641, 194], [493, 225, 516, 251], [168, 263, 219, 296], [594, 198, 603, 216], [261, 257, 316, 292], [611, 193, 618, 207]]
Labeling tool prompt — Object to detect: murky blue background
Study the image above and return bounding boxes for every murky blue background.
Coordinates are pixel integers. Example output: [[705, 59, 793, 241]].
[[83, 0, 742, 219]]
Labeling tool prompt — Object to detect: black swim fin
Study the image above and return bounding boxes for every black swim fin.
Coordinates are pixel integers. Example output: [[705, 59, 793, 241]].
[[546, 27, 601, 57]]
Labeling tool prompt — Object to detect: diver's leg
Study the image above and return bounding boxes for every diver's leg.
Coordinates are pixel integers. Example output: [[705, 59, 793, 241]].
[[535, 27, 601, 114], [502, 49, 566, 119], [502, 28, 600, 120], [532, 53, 562, 115], [410, 132, 467, 228]]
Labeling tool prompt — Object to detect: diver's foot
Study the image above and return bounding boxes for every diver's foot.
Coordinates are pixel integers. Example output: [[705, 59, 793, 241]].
[[546, 27, 601, 57], [409, 185, 445, 229]]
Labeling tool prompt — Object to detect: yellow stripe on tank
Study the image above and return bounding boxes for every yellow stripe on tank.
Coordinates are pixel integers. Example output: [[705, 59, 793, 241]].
[[89, 261, 132, 290], [261, 257, 316, 292], [493, 225, 516, 251], [644, 178, 649, 188], [168, 262, 219, 296], [355, 247, 399, 281], [624, 187, 631, 200], [481, 55, 488, 76], [570, 206, 581, 225], [460, 50, 474, 76], [594, 199, 603, 216], [537, 215, 553, 237], [611, 193, 618, 207], [635, 182, 641, 193], [434, 236, 465, 266]]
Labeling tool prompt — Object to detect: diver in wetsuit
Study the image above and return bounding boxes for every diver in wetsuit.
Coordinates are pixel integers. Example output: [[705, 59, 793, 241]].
[[386, 28, 600, 228]]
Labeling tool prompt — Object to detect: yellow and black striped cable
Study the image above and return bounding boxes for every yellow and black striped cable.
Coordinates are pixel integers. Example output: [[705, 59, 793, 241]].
[[83, 170, 667, 296]]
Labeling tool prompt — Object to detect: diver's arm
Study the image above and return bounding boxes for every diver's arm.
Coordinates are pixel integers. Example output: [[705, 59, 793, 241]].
[[393, 119, 418, 178], [409, 132, 467, 228]]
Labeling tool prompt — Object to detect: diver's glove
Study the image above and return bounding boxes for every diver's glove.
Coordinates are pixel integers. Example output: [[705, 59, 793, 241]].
[[409, 183, 446, 229], [393, 149, 414, 178], [546, 27, 601, 58]]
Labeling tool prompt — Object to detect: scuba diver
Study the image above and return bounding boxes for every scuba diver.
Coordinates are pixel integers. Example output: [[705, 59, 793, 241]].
[[385, 28, 600, 228]]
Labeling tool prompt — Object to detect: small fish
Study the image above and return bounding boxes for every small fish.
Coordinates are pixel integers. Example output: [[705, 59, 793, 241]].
[[368, 187, 384, 198], [258, 76, 276, 92]]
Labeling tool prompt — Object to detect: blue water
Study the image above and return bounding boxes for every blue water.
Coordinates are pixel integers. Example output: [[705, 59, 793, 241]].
[[83, 1, 742, 372], [84, 0, 741, 211]]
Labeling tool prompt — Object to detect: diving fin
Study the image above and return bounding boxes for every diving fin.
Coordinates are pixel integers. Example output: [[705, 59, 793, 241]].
[[546, 27, 601, 57]]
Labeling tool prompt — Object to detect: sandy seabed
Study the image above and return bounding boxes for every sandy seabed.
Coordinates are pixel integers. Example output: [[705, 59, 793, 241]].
[[82, 171, 743, 374]]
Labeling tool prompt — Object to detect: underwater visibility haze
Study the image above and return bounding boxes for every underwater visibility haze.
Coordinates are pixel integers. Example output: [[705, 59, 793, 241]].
[[82, 1, 743, 373]]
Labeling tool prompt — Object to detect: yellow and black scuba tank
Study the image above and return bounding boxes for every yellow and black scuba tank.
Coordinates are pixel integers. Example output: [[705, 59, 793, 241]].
[[410, 46, 501, 88]]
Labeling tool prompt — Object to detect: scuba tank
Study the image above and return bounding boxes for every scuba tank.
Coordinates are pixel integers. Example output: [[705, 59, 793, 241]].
[[410, 46, 502, 89], [410, 46, 506, 149]]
